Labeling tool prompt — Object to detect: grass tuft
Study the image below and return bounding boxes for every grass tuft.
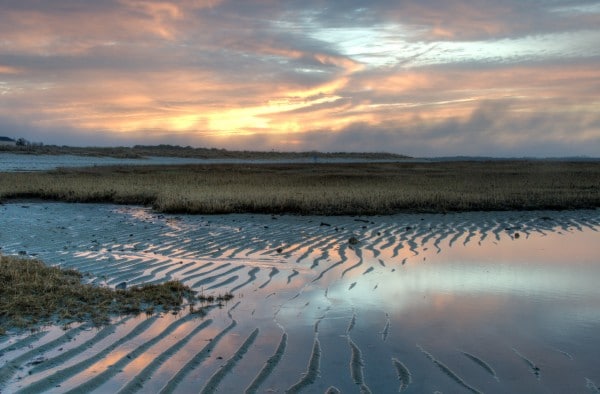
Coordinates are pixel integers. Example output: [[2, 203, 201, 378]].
[[0, 255, 196, 334]]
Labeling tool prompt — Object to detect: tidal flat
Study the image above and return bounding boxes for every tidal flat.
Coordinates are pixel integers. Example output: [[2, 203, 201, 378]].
[[1, 202, 599, 393]]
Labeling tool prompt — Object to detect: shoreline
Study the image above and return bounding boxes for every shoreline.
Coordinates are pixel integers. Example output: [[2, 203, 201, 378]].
[[1, 198, 598, 216], [0, 145, 409, 161]]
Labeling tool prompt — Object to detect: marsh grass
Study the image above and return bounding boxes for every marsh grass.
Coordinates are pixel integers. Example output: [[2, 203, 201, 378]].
[[197, 292, 235, 303], [1, 161, 599, 214], [0, 255, 196, 333]]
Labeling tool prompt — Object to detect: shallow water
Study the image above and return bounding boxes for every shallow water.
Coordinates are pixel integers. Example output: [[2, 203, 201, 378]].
[[0, 153, 400, 172], [0, 153, 215, 171], [1, 203, 599, 393]]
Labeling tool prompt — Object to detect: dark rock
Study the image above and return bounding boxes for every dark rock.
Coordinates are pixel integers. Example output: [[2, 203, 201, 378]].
[[27, 357, 45, 366], [348, 237, 359, 245]]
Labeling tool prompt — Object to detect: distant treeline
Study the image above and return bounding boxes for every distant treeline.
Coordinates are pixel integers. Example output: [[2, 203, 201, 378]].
[[0, 143, 409, 160]]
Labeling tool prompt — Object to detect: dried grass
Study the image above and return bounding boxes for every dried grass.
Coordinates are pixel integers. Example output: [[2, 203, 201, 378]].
[[0, 255, 196, 333], [1, 161, 599, 214]]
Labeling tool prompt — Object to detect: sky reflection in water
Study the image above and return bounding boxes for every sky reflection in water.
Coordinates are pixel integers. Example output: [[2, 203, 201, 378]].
[[1, 204, 599, 393]]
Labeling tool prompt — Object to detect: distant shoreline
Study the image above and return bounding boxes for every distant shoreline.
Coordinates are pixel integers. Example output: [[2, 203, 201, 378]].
[[2, 144, 597, 163], [0, 144, 409, 161], [0, 152, 411, 172]]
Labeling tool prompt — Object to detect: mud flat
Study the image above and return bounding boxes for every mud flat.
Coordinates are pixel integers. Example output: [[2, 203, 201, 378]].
[[1, 203, 600, 393]]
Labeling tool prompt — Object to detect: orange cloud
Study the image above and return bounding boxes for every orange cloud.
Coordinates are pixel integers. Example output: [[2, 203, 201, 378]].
[[0, 1, 598, 155], [0, 66, 22, 74]]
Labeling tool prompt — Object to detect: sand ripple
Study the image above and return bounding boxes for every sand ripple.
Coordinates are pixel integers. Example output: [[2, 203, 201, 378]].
[[1, 203, 599, 392]]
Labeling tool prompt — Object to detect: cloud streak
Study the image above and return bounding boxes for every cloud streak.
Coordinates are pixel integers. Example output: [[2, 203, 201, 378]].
[[0, 1, 598, 156]]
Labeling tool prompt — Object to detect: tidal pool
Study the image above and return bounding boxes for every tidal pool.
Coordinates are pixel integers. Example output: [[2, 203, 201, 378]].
[[0, 203, 599, 393]]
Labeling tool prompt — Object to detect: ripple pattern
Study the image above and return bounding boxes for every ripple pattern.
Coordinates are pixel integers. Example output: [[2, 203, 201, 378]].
[[1, 203, 599, 392]]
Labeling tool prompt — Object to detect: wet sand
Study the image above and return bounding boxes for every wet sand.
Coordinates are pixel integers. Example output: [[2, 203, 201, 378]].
[[1, 203, 599, 393]]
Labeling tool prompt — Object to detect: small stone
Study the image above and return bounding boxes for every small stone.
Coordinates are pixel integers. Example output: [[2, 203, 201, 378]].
[[348, 237, 359, 245], [28, 356, 46, 366]]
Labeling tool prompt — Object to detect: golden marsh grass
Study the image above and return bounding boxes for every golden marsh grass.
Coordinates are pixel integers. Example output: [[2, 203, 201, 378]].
[[1, 161, 599, 214]]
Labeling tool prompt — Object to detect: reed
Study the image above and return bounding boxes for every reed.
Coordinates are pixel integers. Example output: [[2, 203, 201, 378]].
[[1, 161, 599, 214]]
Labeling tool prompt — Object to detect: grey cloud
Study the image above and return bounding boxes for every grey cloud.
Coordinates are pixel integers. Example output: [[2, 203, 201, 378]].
[[310, 0, 600, 40], [273, 100, 600, 157], [0, 115, 200, 148]]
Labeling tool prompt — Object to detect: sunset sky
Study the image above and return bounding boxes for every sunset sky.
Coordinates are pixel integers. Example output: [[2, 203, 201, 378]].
[[1, 1, 599, 156]]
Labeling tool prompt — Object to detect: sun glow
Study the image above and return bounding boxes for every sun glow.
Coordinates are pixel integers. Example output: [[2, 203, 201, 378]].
[[206, 93, 342, 134], [169, 114, 200, 131]]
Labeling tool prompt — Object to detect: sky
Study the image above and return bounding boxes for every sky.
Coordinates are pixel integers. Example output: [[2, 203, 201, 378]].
[[0, 1, 599, 157]]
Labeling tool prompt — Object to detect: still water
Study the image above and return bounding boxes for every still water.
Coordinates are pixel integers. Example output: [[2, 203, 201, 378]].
[[0, 203, 599, 393], [0, 153, 398, 172]]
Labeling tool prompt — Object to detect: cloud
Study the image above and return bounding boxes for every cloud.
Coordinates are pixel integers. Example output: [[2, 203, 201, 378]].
[[294, 0, 600, 40], [0, 1, 598, 156], [263, 100, 600, 157]]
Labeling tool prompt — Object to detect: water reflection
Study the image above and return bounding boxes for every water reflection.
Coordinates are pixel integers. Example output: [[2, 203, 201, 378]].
[[1, 204, 599, 393]]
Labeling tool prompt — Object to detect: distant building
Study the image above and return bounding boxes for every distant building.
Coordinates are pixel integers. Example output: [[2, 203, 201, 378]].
[[0, 136, 16, 146]]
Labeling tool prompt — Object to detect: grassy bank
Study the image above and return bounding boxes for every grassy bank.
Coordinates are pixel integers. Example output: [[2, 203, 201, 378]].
[[1, 161, 599, 214], [0, 255, 199, 334]]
